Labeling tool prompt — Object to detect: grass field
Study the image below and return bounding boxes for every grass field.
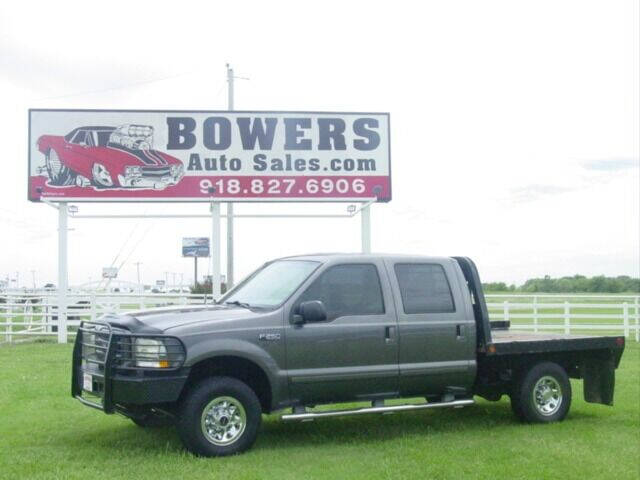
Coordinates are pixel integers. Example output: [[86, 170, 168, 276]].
[[0, 342, 638, 480]]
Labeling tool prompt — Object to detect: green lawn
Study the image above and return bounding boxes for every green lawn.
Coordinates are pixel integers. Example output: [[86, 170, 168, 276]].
[[0, 342, 638, 480]]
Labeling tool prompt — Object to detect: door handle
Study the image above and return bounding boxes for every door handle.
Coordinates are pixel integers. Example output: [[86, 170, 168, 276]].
[[456, 324, 465, 340], [384, 326, 396, 344]]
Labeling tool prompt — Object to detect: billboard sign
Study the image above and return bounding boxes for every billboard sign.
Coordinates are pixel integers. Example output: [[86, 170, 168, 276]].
[[28, 109, 391, 203], [102, 267, 118, 279], [182, 237, 210, 257]]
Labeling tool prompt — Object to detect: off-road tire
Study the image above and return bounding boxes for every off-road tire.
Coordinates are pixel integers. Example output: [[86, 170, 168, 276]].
[[513, 362, 571, 423], [177, 376, 262, 457], [45, 149, 76, 186]]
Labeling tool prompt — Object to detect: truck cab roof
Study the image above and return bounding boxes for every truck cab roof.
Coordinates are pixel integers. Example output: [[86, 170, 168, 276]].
[[278, 253, 459, 264]]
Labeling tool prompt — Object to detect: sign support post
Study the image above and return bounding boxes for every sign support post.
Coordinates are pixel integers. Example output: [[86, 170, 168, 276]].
[[211, 201, 222, 298], [57, 202, 68, 343], [361, 202, 371, 253], [194, 257, 198, 286], [226, 64, 235, 289]]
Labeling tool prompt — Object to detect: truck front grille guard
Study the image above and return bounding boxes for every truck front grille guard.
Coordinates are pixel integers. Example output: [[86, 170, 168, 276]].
[[72, 321, 117, 412], [72, 320, 185, 413]]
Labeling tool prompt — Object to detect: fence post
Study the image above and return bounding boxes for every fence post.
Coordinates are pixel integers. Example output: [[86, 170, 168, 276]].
[[503, 301, 509, 324], [6, 299, 12, 343], [635, 297, 639, 343], [564, 301, 570, 335], [90, 294, 96, 322], [623, 302, 629, 338], [533, 295, 538, 333]]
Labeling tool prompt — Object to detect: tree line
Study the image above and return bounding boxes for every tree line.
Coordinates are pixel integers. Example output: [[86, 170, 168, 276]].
[[483, 275, 639, 293]]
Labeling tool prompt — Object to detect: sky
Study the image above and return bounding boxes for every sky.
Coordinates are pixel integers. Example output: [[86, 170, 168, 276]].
[[0, 0, 638, 289]]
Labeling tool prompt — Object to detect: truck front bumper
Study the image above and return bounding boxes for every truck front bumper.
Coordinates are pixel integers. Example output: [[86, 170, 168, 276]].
[[72, 321, 189, 413]]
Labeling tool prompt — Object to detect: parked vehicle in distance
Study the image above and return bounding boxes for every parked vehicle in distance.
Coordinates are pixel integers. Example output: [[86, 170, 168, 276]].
[[37, 125, 184, 190], [72, 254, 626, 457]]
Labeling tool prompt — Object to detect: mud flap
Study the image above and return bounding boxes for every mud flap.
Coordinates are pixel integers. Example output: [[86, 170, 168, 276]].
[[582, 354, 615, 406]]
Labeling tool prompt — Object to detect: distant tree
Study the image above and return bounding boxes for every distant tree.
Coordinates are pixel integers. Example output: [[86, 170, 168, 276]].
[[486, 275, 639, 293], [190, 280, 227, 295], [483, 282, 508, 292]]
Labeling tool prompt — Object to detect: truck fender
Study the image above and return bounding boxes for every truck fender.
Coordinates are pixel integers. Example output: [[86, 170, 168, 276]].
[[184, 338, 287, 408]]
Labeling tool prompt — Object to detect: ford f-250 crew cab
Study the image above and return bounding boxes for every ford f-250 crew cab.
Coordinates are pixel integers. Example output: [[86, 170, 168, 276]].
[[72, 254, 625, 457]]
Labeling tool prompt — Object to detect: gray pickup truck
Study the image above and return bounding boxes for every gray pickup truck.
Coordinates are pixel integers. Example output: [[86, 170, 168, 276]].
[[72, 254, 625, 456]]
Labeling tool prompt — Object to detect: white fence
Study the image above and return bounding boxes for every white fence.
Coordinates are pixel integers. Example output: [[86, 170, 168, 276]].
[[1, 291, 638, 344], [0, 292, 214, 344], [485, 294, 639, 341]]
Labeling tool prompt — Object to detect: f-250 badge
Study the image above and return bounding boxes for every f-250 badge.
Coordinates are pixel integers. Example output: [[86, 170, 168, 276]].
[[258, 333, 281, 341]]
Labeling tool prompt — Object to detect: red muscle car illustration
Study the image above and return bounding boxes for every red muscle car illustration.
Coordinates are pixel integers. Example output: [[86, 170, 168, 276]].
[[36, 125, 185, 189]]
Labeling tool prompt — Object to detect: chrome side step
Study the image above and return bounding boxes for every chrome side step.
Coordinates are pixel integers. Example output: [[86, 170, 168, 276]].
[[281, 398, 474, 422]]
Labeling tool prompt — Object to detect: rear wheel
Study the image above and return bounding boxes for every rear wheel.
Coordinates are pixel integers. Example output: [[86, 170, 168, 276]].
[[177, 377, 262, 457], [45, 149, 76, 186], [513, 362, 571, 423]]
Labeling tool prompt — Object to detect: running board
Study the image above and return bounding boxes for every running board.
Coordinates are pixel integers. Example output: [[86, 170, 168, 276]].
[[281, 398, 474, 421]]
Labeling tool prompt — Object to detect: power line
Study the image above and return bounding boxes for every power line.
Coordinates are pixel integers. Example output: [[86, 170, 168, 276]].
[[35, 71, 222, 102]]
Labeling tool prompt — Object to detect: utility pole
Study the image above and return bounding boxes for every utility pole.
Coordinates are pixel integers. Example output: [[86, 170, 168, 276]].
[[194, 257, 198, 286], [226, 63, 235, 289], [30, 270, 36, 289]]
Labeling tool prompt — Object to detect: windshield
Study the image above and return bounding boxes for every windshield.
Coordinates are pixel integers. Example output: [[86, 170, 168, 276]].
[[221, 260, 320, 308]]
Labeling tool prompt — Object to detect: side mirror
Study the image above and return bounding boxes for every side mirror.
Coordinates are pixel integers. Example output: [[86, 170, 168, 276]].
[[294, 300, 327, 325]]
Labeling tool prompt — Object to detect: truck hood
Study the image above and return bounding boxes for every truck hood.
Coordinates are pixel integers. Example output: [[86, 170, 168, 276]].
[[101, 304, 268, 333]]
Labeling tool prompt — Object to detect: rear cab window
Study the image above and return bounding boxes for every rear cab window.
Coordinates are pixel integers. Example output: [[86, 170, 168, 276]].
[[394, 263, 455, 314]]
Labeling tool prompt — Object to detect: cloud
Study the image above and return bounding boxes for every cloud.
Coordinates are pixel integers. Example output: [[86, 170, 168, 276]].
[[508, 184, 577, 203], [580, 157, 639, 172], [507, 157, 639, 204]]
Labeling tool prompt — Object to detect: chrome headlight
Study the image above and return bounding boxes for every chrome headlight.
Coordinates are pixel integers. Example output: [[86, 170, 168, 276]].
[[125, 166, 142, 177], [132, 337, 185, 368], [170, 164, 183, 177]]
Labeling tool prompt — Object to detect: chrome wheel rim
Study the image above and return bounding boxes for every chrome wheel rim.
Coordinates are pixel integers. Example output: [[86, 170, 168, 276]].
[[200, 396, 246, 446], [532, 376, 562, 416], [47, 150, 63, 178], [92, 163, 113, 186]]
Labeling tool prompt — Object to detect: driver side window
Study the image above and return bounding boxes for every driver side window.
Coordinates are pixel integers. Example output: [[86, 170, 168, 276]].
[[71, 130, 87, 145], [297, 264, 385, 321]]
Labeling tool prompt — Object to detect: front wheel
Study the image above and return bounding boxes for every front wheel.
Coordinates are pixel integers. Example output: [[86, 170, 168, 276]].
[[91, 163, 115, 187], [177, 377, 262, 457], [513, 362, 572, 423]]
